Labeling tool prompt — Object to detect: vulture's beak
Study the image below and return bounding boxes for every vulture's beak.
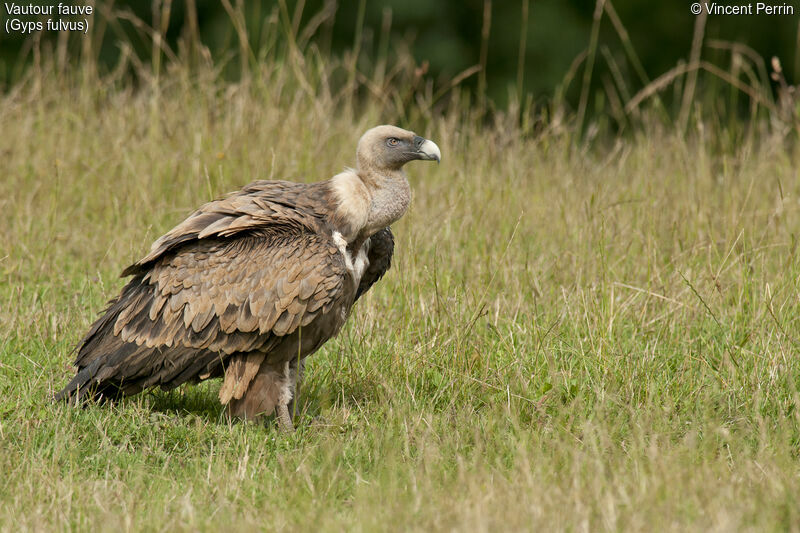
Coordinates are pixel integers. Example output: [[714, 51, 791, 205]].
[[413, 136, 442, 163]]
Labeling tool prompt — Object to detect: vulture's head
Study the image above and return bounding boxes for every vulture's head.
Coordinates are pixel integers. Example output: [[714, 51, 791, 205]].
[[356, 125, 441, 172]]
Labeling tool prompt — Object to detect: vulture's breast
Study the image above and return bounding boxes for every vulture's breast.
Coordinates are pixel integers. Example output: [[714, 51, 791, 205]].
[[332, 231, 370, 285]]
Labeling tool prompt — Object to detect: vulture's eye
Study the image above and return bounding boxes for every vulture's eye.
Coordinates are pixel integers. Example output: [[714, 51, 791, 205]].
[[386, 138, 400, 147]]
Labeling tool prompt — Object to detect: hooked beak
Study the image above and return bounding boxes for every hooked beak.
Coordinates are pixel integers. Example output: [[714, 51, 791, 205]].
[[412, 136, 441, 163]]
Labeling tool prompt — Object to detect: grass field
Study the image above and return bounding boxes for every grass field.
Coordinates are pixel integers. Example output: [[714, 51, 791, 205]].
[[2, 50, 800, 530]]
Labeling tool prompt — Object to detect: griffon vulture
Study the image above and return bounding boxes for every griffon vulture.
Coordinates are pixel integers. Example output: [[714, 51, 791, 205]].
[[55, 125, 441, 430]]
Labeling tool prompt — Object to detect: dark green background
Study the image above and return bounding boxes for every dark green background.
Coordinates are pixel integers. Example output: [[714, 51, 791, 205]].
[[1, 1, 798, 108]]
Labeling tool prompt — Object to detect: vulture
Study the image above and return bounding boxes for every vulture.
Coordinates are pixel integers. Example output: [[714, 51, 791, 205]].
[[55, 125, 441, 430]]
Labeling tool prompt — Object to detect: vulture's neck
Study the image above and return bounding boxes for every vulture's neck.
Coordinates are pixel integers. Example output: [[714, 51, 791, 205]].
[[328, 167, 410, 243]]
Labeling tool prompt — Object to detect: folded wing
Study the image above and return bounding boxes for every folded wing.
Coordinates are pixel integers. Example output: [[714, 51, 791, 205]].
[[56, 183, 348, 401]]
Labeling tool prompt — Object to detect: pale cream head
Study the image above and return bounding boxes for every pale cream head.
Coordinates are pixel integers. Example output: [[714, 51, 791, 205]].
[[356, 125, 441, 172]]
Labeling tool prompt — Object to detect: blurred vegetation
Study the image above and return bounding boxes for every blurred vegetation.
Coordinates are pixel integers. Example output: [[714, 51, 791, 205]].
[[2, 0, 800, 134]]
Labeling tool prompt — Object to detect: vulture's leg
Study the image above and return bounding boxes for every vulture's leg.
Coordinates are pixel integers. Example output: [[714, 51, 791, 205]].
[[286, 358, 305, 420], [276, 403, 294, 432], [222, 354, 304, 431], [223, 355, 282, 422], [277, 358, 305, 432]]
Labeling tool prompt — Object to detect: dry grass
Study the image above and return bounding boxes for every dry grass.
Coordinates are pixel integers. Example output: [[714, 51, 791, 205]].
[[2, 6, 800, 531]]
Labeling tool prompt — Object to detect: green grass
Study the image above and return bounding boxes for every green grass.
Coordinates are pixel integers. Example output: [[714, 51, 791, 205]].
[[2, 55, 800, 531]]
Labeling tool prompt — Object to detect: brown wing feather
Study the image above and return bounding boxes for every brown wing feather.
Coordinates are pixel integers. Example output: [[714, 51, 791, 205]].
[[122, 180, 328, 276], [119, 231, 346, 352], [56, 181, 348, 402]]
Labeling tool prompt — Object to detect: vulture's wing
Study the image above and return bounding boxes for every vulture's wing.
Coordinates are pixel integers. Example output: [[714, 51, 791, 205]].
[[56, 183, 347, 401], [355, 227, 395, 301], [122, 180, 325, 276]]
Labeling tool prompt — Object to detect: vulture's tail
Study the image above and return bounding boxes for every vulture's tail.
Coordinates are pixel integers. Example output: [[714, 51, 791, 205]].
[[53, 358, 124, 403], [55, 274, 227, 403], [54, 277, 148, 404]]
